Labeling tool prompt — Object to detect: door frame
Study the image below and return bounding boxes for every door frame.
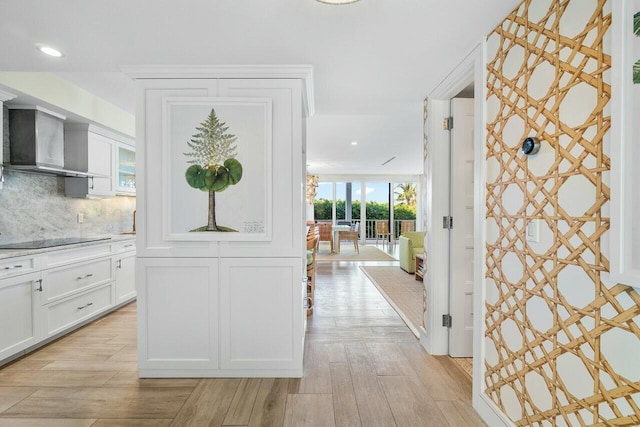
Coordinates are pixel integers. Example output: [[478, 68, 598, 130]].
[[422, 44, 483, 355], [448, 97, 475, 358], [422, 42, 510, 426]]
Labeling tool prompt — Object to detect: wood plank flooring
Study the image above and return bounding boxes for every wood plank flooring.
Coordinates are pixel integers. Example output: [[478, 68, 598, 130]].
[[0, 260, 485, 426]]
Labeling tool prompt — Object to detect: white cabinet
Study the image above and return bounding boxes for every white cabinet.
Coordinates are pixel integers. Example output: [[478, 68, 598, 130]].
[[42, 257, 113, 304], [136, 257, 303, 377], [0, 272, 43, 361], [137, 258, 219, 372], [0, 238, 136, 365], [128, 66, 311, 378], [115, 251, 136, 304], [64, 124, 130, 198], [219, 258, 303, 372], [116, 143, 136, 195], [45, 283, 113, 336], [0, 255, 40, 279]]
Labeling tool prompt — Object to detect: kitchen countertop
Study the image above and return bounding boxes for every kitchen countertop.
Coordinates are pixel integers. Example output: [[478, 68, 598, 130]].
[[0, 234, 136, 260]]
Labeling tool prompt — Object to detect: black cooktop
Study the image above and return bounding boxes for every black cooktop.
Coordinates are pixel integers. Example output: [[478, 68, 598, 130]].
[[0, 237, 111, 250]]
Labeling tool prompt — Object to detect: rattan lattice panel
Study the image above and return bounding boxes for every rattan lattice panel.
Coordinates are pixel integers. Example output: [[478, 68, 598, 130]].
[[484, 0, 640, 425]]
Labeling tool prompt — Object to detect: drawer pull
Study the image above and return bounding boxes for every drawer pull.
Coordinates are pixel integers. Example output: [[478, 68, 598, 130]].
[[124, 244, 134, 248], [77, 302, 94, 310], [117, 260, 122, 269], [35, 279, 43, 292], [76, 273, 94, 280], [4, 264, 23, 270]]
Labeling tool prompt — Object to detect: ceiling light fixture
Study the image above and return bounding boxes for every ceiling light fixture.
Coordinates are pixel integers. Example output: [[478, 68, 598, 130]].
[[316, 0, 360, 4], [351, 141, 358, 146], [36, 44, 63, 57]]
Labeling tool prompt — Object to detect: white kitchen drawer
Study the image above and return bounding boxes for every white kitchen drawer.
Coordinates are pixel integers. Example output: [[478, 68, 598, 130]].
[[0, 256, 40, 280], [43, 258, 113, 303], [45, 243, 112, 268], [46, 283, 113, 336], [112, 240, 136, 253]]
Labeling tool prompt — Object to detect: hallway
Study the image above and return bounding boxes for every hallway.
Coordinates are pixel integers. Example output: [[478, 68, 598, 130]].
[[307, 261, 483, 426], [0, 261, 484, 426]]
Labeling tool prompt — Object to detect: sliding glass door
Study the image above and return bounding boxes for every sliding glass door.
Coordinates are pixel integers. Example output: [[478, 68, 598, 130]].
[[312, 178, 420, 244]]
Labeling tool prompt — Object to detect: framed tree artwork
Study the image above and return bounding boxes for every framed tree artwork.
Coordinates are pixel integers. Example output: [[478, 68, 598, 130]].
[[611, 0, 640, 289], [162, 97, 273, 241]]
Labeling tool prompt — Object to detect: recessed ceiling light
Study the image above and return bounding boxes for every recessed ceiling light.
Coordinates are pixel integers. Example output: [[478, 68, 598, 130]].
[[351, 141, 358, 146], [36, 44, 63, 57]]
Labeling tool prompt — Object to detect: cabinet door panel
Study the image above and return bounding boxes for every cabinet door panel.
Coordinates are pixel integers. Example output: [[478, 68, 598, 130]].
[[115, 253, 136, 304], [0, 272, 41, 360], [137, 258, 218, 369], [217, 80, 304, 258], [137, 82, 218, 257], [117, 143, 136, 195], [88, 132, 115, 195], [219, 258, 303, 370]]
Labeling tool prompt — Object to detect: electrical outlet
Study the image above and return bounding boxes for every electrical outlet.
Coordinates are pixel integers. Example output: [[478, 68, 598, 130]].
[[77, 213, 84, 224], [526, 219, 540, 243]]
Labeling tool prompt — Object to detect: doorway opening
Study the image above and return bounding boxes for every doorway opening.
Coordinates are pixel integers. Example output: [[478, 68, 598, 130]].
[[448, 96, 475, 377], [422, 44, 484, 406], [310, 178, 420, 258]]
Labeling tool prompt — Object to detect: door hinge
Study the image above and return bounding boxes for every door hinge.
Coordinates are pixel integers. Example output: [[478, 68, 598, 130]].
[[442, 314, 452, 328], [442, 117, 453, 130], [442, 216, 453, 229]]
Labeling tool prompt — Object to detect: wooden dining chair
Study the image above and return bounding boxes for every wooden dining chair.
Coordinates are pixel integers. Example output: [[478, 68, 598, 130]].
[[375, 220, 392, 248], [400, 220, 415, 234], [317, 222, 333, 253], [338, 222, 359, 253]]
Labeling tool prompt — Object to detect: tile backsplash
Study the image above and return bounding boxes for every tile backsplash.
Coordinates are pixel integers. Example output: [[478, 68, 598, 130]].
[[0, 170, 135, 243]]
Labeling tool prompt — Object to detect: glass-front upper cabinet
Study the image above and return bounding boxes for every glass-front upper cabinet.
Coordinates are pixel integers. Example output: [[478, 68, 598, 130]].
[[116, 143, 136, 195]]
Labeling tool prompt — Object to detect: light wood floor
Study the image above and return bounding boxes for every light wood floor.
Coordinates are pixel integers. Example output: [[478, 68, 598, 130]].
[[0, 260, 485, 426]]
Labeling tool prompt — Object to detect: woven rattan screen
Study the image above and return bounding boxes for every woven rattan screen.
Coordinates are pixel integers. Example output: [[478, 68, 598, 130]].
[[484, 0, 639, 425]]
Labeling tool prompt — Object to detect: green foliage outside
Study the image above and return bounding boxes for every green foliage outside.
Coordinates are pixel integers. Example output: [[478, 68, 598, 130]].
[[394, 183, 417, 208], [313, 199, 416, 221], [314, 182, 417, 221]]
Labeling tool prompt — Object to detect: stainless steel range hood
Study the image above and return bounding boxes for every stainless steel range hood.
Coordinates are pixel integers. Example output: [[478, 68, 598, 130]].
[[5, 106, 96, 178]]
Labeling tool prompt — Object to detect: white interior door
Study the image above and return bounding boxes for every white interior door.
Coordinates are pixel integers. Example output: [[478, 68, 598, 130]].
[[449, 97, 474, 358]]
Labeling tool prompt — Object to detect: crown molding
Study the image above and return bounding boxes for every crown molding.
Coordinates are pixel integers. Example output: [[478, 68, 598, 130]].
[[121, 65, 315, 117]]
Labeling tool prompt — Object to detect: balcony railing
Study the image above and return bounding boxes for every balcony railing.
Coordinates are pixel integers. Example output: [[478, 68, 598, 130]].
[[313, 219, 416, 240]]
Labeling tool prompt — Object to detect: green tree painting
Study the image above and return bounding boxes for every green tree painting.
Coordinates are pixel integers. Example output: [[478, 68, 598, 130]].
[[184, 108, 243, 232], [634, 11, 640, 84]]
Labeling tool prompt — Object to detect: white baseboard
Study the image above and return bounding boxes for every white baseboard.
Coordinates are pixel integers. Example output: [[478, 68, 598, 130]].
[[138, 368, 303, 378], [419, 326, 430, 352], [473, 392, 516, 427]]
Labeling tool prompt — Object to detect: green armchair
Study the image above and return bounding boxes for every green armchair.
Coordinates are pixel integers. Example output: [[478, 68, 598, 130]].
[[399, 231, 425, 273]]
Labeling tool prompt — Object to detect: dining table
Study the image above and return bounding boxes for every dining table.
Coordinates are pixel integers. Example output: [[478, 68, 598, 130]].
[[331, 224, 352, 254]]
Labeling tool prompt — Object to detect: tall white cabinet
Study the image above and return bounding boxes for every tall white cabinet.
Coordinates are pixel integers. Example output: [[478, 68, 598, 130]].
[[127, 66, 313, 378], [65, 124, 134, 198]]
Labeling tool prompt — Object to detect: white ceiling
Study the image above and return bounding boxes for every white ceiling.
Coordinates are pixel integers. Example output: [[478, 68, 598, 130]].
[[0, 0, 520, 175]]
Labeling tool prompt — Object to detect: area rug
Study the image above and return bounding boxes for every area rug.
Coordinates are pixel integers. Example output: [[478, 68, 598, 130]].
[[316, 243, 396, 262], [360, 266, 423, 337]]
